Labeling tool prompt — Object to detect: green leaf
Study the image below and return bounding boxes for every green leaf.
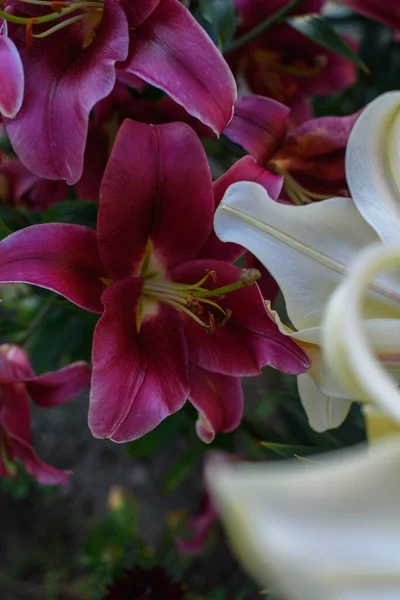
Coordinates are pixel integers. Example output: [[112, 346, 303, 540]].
[[43, 200, 98, 229], [287, 14, 369, 72], [0, 218, 11, 240], [260, 441, 316, 458], [127, 412, 185, 459], [198, 0, 236, 46]]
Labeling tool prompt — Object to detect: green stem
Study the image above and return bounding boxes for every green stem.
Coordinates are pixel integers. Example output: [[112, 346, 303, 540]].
[[223, 0, 304, 54]]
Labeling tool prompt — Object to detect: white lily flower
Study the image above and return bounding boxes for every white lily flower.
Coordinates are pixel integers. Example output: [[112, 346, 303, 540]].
[[213, 91, 400, 431], [208, 437, 400, 600]]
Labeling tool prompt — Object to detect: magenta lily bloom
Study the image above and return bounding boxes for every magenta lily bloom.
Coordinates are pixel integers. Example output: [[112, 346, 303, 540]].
[[1, 0, 236, 184], [0, 120, 309, 443], [230, 0, 356, 122], [0, 344, 90, 484], [224, 95, 359, 204], [0, 24, 24, 119]]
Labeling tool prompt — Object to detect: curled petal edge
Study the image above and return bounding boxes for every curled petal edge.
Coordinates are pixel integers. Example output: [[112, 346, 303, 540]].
[[322, 243, 400, 422]]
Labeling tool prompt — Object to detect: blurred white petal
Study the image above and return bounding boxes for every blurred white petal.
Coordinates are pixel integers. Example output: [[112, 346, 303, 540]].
[[208, 438, 400, 600]]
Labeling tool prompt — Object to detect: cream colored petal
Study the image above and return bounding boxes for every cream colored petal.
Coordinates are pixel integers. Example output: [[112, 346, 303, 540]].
[[297, 373, 352, 432], [208, 437, 400, 600], [323, 243, 400, 422], [346, 91, 400, 243], [214, 182, 381, 330]]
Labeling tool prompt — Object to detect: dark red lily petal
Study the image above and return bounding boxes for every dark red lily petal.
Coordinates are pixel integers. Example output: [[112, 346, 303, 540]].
[[89, 278, 190, 442], [0, 156, 38, 205], [246, 254, 279, 303], [224, 95, 289, 163], [189, 364, 244, 443], [172, 260, 310, 377], [0, 223, 106, 313], [0, 35, 24, 119], [0, 380, 70, 484], [337, 0, 400, 31], [123, 0, 237, 135], [97, 120, 214, 279], [26, 362, 91, 408], [198, 156, 283, 262], [9, 437, 70, 485], [119, 0, 160, 27], [4, 0, 129, 184], [1, 382, 32, 443], [76, 124, 109, 203]]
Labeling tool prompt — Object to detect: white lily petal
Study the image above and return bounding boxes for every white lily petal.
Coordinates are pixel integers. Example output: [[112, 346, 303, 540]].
[[346, 91, 400, 243], [297, 373, 352, 432], [214, 182, 381, 330], [323, 243, 400, 422], [208, 437, 400, 600]]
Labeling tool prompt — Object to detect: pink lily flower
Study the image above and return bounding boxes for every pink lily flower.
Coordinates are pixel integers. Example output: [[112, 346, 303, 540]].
[[230, 0, 356, 122], [337, 1, 400, 30], [0, 120, 309, 443], [224, 95, 359, 204], [0, 344, 90, 484], [1, 0, 236, 184]]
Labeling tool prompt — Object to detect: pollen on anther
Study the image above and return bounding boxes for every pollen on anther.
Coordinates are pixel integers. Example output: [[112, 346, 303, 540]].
[[207, 312, 216, 335], [205, 269, 217, 283]]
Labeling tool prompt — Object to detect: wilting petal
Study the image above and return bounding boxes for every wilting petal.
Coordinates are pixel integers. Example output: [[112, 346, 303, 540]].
[[297, 373, 352, 433], [208, 437, 400, 600], [89, 278, 189, 442], [323, 243, 400, 423], [346, 92, 400, 243], [172, 259, 309, 377], [123, 0, 236, 135], [4, 0, 129, 183], [98, 120, 214, 279], [0, 36, 24, 119], [213, 182, 384, 330], [26, 362, 91, 407], [189, 364, 244, 443], [338, 0, 400, 30], [199, 156, 282, 263], [274, 112, 358, 185], [0, 224, 106, 312], [224, 96, 289, 163]]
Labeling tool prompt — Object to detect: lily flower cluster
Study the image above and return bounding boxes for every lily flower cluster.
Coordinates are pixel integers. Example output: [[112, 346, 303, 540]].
[[1, 1, 400, 595]]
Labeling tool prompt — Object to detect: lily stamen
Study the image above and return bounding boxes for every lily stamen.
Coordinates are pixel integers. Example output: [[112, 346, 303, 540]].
[[142, 268, 261, 333]]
